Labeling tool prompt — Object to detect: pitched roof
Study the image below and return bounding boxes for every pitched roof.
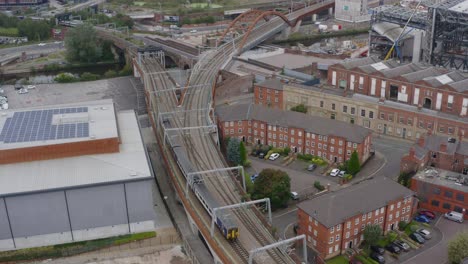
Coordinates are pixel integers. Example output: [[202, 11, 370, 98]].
[[338, 56, 380, 70], [216, 103, 371, 143], [422, 71, 467, 88], [413, 134, 468, 158], [358, 60, 401, 74], [448, 78, 468, 93], [401, 67, 447, 82], [297, 177, 414, 228], [380, 63, 423, 78], [256, 78, 284, 90]]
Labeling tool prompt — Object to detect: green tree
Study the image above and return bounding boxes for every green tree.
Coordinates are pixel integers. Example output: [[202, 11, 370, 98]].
[[64, 23, 102, 63], [398, 172, 414, 187], [448, 231, 468, 264], [17, 18, 51, 41], [252, 169, 291, 209], [347, 150, 361, 175], [227, 137, 241, 165], [290, 104, 307, 113], [239, 141, 247, 166], [363, 224, 382, 249]]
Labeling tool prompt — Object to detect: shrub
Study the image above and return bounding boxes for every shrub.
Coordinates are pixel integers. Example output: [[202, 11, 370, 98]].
[[80, 72, 100, 81], [344, 174, 353, 181], [297, 153, 314, 161], [398, 221, 408, 231], [314, 181, 325, 191], [243, 160, 251, 168], [283, 147, 290, 156], [54, 73, 78, 83], [104, 69, 118, 78], [290, 104, 307, 113]]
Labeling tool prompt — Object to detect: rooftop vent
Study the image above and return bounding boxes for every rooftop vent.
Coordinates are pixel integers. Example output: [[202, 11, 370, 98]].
[[448, 137, 456, 143], [129, 171, 137, 177]]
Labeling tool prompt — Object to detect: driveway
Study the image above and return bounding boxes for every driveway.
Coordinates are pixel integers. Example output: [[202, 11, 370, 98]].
[[400, 217, 468, 264]]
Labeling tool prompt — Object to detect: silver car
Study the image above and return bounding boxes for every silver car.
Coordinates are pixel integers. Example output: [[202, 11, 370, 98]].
[[416, 228, 432, 240]]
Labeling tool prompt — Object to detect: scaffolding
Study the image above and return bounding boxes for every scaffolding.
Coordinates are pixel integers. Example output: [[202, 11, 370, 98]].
[[425, 0, 468, 71]]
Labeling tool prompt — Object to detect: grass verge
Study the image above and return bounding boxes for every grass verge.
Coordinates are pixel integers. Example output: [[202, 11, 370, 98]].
[[0, 231, 156, 262], [326, 255, 349, 264]]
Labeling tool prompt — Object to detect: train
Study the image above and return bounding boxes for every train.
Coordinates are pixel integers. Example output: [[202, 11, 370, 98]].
[[163, 118, 239, 241]]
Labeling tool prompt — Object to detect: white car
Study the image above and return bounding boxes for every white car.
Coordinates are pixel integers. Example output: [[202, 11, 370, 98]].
[[27, 85, 36, 89], [18, 88, 28, 94], [1, 103, 8, 110], [190, 29, 198, 33], [269, 153, 280, 161], [330, 169, 340, 177], [37, 43, 46, 46]]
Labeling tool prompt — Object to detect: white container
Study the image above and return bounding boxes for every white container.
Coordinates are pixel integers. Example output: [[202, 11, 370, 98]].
[[318, 24, 328, 31]]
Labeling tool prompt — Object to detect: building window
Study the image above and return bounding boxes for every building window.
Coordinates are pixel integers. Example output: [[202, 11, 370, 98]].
[[433, 188, 441, 195], [329, 237, 334, 243], [332, 103, 336, 110], [369, 111, 374, 119], [456, 193, 465, 201], [346, 232, 350, 239], [397, 202, 401, 208], [351, 107, 355, 115], [431, 200, 440, 207], [355, 218, 359, 225], [347, 222, 351, 229], [380, 113, 385, 119], [343, 105, 348, 113], [389, 214, 393, 221], [443, 203, 451, 210], [320, 101, 324, 108], [354, 228, 358, 235], [331, 227, 334, 233], [361, 109, 366, 117], [329, 247, 333, 254], [379, 217, 383, 224], [390, 205, 394, 211], [454, 206, 463, 213], [445, 191, 453, 198], [336, 235, 340, 241], [314, 230, 317, 236], [361, 224, 365, 231]]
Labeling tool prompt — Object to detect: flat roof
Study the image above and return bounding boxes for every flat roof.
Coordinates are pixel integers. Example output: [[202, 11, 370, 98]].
[[0, 100, 118, 150], [414, 167, 468, 193], [0, 110, 151, 197]]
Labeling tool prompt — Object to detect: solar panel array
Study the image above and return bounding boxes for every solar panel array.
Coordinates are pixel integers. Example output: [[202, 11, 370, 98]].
[[0, 107, 90, 144]]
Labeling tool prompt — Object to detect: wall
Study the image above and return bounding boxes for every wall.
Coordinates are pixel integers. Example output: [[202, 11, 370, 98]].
[[0, 179, 155, 251]]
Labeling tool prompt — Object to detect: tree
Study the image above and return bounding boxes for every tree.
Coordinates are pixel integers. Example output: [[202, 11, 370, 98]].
[[290, 104, 307, 113], [17, 18, 51, 41], [448, 231, 468, 264], [239, 141, 247, 166], [252, 168, 291, 209], [347, 150, 361, 175], [227, 137, 241, 165], [363, 224, 382, 249], [398, 172, 414, 188], [65, 24, 102, 63]]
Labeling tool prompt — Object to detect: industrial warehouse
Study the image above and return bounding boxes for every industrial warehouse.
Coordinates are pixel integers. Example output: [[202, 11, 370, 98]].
[[0, 99, 156, 250]]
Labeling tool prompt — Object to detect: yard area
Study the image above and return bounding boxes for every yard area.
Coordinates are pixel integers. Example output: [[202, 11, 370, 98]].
[[326, 255, 349, 264]]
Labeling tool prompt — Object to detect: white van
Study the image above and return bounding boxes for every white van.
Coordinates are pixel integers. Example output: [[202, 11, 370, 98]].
[[291, 192, 299, 200], [444, 211, 464, 223]]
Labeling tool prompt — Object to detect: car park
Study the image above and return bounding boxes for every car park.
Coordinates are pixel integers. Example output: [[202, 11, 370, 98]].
[[385, 243, 401, 254], [370, 245, 385, 255], [18, 88, 28, 94], [419, 209, 436, 219], [410, 232, 426, 244], [307, 164, 317, 171], [330, 168, 340, 177], [414, 215, 430, 223], [416, 228, 432, 240], [370, 252, 385, 264], [269, 153, 280, 161], [393, 240, 410, 251], [444, 211, 464, 223]]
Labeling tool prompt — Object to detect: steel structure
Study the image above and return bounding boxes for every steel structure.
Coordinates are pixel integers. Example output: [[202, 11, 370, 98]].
[[425, 0, 468, 71], [370, 5, 428, 30], [248, 235, 308, 264]]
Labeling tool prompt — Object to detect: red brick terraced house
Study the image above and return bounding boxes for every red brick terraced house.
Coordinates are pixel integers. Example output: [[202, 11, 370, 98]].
[[216, 103, 373, 164], [297, 178, 415, 261], [253, 78, 284, 109]]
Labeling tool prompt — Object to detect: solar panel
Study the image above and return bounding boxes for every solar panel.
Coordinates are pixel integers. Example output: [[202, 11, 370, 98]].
[[0, 108, 90, 143]]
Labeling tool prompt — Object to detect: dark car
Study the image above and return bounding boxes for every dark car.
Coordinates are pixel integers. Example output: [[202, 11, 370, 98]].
[[410, 232, 426, 244], [307, 164, 317, 171], [419, 210, 436, 219], [370, 252, 385, 264], [414, 215, 430, 223], [370, 245, 385, 255], [386, 243, 401, 254], [14, 84, 23, 90], [258, 152, 265, 159]]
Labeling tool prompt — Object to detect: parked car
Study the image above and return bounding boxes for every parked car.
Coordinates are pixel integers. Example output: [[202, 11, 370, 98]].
[[290, 191, 299, 200], [258, 152, 265, 159], [330, 168, 340, 177], [394, 240, 410, 251], [37, 43, 46, 46], [370, 245, 385, 255], [419, 209, 436, 219], [307, 164, 317, 171], [416, 228, 432, 240], [250, 173, 259, 183], [414, 215, 430, 223], [338, 170, 346, 177], [370, 252, 385, 264], [190, 29, 197, 33], [0, 88, 4, 94], [444, 211, 464, 223], [386, 243, 401, 254], [26, 85, 36, 89], [14, 84, 23, 90], [18, 88, 28, 94], [410, 232, 426, 244], [269, 153, 280, 161]]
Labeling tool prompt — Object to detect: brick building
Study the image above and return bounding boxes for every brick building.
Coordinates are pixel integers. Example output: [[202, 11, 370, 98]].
[[297, 178, 415, 260], [400, 133, 468, 174], [253, 78, 284, 109], [411, 168, 467, 219], [327, 57, 468, 118], [0, 0, 46, 6], [216, 103, 372, 164], [280, 83, 467, 141]]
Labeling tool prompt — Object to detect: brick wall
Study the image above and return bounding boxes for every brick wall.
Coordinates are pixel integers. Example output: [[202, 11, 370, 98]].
[[254, 85, 283, 109]]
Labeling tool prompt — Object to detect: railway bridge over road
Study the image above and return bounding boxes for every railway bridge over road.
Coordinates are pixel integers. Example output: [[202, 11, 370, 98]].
[[132, 2, 335, 263]]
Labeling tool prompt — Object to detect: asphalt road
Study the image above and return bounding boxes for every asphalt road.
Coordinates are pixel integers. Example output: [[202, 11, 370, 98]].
[[0, 42, 64, 58], [371, 135, 412, 179]]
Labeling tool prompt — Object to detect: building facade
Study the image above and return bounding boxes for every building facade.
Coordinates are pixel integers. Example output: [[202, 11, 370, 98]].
[[216, 103, 372, 164], [297, 178, 415, 260], [253, 78, 284, 109]]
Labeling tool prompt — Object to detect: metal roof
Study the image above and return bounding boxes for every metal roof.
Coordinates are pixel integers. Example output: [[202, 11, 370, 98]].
[[297, 177, 414, 228], [216, 103, 372, 143], [0, 100, 118, 150], [0, 110, 152, 197]]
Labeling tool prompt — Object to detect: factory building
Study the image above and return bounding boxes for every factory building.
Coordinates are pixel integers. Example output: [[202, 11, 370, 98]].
[[0, 100, 156, 251]]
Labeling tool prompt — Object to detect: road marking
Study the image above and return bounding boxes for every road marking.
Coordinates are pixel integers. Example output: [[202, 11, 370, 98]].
[[366, 152, 388, 178], [283, 222, 295, 240], [274, 208, 298, 218]]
